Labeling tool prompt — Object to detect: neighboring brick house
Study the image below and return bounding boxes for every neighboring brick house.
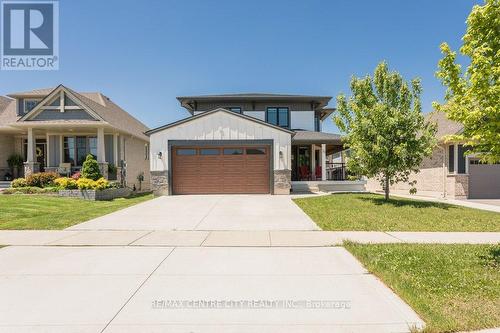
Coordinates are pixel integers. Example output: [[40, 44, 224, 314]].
[[0, 85, 150, 190], [366, 110, 500, 199]]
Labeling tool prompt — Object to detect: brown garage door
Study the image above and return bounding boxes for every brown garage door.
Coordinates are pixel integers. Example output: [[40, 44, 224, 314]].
[[172, 146, 270, 194], [469, 162, 500, 199]]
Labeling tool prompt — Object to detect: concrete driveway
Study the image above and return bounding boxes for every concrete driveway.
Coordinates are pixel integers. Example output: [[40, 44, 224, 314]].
[[69, 195, 319, 231], [0, 246, 423, 332]]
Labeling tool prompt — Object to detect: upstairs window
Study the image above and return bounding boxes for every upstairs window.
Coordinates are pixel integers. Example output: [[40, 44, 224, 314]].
[[228, 107, 242, 113], [24, 99, 40, 113], [266, 107, 289, 128]]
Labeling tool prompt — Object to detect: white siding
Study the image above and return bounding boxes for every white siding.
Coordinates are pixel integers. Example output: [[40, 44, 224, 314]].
[[243, 110, 265, 121], [291, 111, 314, 130], [150, 111, 292, 172]]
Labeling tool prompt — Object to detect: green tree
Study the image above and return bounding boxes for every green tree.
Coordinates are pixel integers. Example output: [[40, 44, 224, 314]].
[[335, 62, 437, 200], [81, 154, 102, 181], [435, 0, 500, 162]]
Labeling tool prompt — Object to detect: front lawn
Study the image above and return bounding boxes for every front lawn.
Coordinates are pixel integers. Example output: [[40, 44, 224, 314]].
[[293, 193, 500, 231], [346, 243, 500, 332], [0, 193, 153, 230]]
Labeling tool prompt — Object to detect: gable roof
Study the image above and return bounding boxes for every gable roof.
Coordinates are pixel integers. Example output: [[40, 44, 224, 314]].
[[292, 130, 343, 144], [426, 110, 464, 141], [2, 85, 149, 140], [146, 108, 295, 136]]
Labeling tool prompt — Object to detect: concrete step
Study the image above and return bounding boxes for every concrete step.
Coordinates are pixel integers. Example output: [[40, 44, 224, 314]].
[[0, 181, 11, 189]]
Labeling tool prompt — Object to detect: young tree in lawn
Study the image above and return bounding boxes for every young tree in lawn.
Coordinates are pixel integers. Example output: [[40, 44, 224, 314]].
[[435, 0, 499, 163], [334, 62, 436, 200]]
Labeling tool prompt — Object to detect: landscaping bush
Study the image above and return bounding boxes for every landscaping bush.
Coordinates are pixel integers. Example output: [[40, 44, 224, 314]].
[[54, 177, 78, 190], [81, 155, 102, 180], [11, 178, 27, 188], [25, 172, 58, 188], [3, 186, 59, 195], [75, 177, 112, 190]]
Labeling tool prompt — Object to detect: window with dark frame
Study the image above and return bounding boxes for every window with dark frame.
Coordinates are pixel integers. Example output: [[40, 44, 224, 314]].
[[448, 145, 455, 173], [176, 148, 197, 156], [457, 144, 467, 174], [266, 107, 289, 128], [63, 136, 97, 166], [228, 107, 242, 114]]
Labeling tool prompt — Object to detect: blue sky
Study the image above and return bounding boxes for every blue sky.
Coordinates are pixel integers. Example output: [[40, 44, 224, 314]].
[[0, 0, 480, 133]]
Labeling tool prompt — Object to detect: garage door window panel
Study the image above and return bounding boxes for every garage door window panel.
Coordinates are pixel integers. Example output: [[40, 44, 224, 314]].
[[246, 147, 266, 155], [177, 148, 197, 155], [223, 148, 243, 155]]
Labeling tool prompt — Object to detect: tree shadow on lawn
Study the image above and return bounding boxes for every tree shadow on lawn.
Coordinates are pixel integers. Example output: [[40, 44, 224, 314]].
[[357, 194, 456, 211]]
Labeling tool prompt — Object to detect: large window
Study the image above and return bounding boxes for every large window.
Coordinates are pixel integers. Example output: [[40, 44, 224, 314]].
[[266, 107, 289, 128], [64, 136, 97, 166]]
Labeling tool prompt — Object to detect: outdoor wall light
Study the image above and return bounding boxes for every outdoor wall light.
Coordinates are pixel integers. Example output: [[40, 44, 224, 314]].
[[279, 150, 283, 158], [157, 151, 162, 159]]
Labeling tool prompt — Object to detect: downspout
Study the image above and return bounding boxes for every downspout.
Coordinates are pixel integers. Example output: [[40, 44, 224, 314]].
[[438, 145, 446, 198]]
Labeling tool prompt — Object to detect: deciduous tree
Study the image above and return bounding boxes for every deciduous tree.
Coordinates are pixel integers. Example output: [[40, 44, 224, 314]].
[[335, 62, 436, 200], [435, 0, 500, 162]]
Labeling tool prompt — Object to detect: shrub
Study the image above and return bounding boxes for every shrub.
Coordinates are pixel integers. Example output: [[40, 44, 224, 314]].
[[7, 154, 23, 169], [76, 177, 95, 190], [94, 177, 111, 190], [11, 178, 27, 188], [54, 177, 78, 190], [25, 172, 58, 188], [3, 186, 58, 195], [81, 154, 102, 180], [75, 177, 112, 190], [71, 171, 81, 180]]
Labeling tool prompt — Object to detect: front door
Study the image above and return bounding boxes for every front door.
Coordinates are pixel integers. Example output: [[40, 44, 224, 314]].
[[36, 142, 46, 172], [292, 145, 311, 181]]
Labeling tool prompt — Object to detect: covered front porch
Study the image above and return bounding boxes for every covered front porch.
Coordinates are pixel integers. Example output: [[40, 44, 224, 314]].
[[19, 124, 124, 181], [290, 131, 366, 193]]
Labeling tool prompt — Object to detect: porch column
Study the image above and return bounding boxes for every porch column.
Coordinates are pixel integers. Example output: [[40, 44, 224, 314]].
[[96, 127, 108, 179], [24, 127, 39, 176], [311, 144, 316, 180], [321, 144, 326, 181], [113, 133, 119, 166]]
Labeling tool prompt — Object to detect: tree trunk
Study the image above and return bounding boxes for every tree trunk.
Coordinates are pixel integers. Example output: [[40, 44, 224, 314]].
[[384, 173, 390, 201]]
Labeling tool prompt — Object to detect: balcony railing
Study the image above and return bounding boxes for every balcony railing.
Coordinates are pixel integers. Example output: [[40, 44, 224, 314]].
[[326, 162, 348, 181]]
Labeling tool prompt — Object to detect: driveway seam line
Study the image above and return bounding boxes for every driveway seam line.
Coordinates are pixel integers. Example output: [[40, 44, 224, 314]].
[[193, 197, 223, 230], [99, 247, 177, 333], [200, 231, 212, 246], [127, 230, 155, 246], [45, 231, 84, 245]]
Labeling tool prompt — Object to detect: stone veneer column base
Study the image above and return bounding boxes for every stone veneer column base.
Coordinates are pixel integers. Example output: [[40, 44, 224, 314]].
[[98, 162, 109, 180], [151, 171, 169, 196], [274, 169, 291, 195], [24, 162, 40, 177]]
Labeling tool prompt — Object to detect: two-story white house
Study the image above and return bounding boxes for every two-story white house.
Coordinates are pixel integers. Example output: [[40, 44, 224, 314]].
[[147, 93, 366, 195]]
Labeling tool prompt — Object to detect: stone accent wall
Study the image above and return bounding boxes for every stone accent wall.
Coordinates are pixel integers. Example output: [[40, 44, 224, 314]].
[[23, 162, 40, 177], [446, 174, 469, 199], [59, 188, 132, 201], [151, 170, 169, 196], [98, 162, 109, 180], [274, 169, 291, 195]]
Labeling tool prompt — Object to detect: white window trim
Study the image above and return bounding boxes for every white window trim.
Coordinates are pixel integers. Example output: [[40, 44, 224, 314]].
[[24, 99, 40, 113]]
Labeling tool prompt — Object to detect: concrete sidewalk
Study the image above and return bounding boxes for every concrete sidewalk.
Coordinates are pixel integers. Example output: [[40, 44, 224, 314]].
[[1, 230, 499, 246]]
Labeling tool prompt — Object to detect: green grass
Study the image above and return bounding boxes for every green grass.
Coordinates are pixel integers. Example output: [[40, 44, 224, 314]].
[[0, 193, 153, 230], [293, 193, 500, 231], [345, 243, 500, 332]]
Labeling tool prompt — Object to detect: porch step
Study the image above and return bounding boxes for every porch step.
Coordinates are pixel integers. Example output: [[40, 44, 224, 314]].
[[0, 181, 11, 189]]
